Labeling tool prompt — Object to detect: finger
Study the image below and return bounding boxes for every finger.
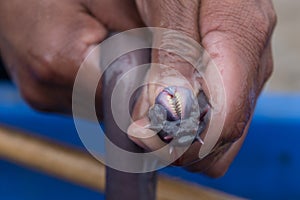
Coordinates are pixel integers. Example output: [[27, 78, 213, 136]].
[[85, 0, 144, 30], [198, 40, 275, 175], [128, 117, 164, 151], [128, 115, 204, 165], [3, 52, 72, 113], [129, 1, 205, 154], [134, 0, 203, 100], [0, 1, 108, 114], [185, 0, 277, 174], [26, 6, 108, 87], [203, 118, 251, 177], [146, 0, 202, 99], [200, 0, 276, 143]]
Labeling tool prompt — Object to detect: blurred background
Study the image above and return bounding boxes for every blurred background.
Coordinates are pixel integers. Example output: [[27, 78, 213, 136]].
[[267, 0, 300, 92], [0, 0, 299, 199]]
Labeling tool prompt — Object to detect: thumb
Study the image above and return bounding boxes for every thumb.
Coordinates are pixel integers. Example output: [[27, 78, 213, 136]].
[[128, 0, 207, 153], [127, 117, 166, 151], [136, 0, 203, 107]]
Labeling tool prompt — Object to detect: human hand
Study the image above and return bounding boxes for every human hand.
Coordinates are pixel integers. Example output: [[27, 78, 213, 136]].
[[128, 0, 276, 177], [0, 0, 143, 114]]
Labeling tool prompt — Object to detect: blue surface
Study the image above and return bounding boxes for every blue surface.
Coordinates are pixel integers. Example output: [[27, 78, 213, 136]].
[[0, 159, 103, 200], [0, 82, 104, 200], [0, 81, 300, 200]]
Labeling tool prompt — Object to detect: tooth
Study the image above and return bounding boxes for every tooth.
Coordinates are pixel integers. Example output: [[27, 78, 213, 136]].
[[169, 146, 174, 154], [152, 86, 209, 145], [196, 136, 204, 144]]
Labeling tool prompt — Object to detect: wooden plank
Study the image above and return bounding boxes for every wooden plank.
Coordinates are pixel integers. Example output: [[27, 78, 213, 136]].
[[157, 176, 243, 200], [0, 126, 243, 200], [0, 125, 105, 191]]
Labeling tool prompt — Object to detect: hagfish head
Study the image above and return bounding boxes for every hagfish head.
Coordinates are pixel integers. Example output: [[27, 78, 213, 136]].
[[149, 86, 210, 146], [155, 86, 194, 121]]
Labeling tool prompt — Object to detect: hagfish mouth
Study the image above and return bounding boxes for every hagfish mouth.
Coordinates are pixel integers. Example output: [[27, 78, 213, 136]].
[[155, 86, 194, 121], [148, 86, 210, 147]]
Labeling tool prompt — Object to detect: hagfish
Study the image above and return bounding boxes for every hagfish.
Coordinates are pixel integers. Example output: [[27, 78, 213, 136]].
[[148, 86, 210, 151]]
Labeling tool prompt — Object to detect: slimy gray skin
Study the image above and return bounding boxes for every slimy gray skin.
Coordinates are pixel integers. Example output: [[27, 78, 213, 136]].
[[155, 86, 194, 121], [148, 86, 210, 147]]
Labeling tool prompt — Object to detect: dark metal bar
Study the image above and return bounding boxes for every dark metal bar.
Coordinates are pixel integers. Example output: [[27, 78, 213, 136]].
[[103, 49, 157, 200]]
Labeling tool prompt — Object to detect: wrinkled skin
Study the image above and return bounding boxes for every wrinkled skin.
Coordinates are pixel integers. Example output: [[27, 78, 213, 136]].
[[0, 0, 276, 177], [128, 0, 276, 177], [0, 0, 143, 114]]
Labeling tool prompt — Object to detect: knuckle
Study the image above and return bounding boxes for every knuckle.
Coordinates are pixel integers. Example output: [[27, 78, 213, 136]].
[[202, 1, 276, 62], [35, 67, 56, 84], [265, 64, 274, 81], [20, 88, 43, 110], [236, 14, 270, 58], [203, 143, 232, 178], [231, 121, 247, 141], [29, 52, 58, 84], [28, 38, 83, 85], [250, 10, 275, 45], [224, 104, 252, 142], [20, 86, 56, 112]]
